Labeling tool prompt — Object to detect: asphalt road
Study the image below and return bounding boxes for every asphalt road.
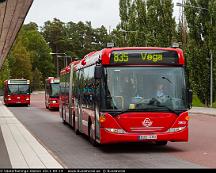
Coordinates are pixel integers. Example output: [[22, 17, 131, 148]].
[[7, 93, 216, 168]]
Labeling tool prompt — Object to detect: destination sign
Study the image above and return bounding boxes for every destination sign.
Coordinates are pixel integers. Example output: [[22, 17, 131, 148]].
[[8, 79, 29, 84], [110, 50, 179, 65]]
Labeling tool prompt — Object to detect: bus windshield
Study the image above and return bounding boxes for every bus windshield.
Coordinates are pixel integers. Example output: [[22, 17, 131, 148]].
[[50, 83, 60, 97], [101, 67, 187, 113], [8, 84, 30, 94]]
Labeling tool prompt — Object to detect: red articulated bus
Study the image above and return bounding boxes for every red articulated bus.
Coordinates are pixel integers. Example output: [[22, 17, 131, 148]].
[[59, 60, 80, 125], [60, 47, 192, 146], [45, 77, 60, 110], [4, 79, 31, 106]]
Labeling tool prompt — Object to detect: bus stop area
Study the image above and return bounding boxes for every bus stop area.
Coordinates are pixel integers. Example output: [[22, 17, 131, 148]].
[[0, 97, 63, 168], [0, 90, 215, 168]]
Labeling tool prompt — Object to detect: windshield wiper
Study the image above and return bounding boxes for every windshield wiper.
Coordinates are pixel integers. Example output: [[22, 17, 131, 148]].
[[162, 76, 172, 84]]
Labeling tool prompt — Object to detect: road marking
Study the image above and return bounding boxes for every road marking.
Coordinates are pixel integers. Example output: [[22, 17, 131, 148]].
[[0, 101, 63, 168]]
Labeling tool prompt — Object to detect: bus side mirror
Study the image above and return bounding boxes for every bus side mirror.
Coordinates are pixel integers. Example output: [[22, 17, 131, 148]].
[[94, 66, 102, 79], [188, 89, 193, 109]]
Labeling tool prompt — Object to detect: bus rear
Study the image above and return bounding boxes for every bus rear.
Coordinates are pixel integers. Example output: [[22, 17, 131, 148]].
[[45, 77, 60, 110], [4, 79, 31, 106]]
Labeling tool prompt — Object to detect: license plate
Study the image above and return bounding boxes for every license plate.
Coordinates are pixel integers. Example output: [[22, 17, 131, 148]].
[[139, 135, 157, 140]]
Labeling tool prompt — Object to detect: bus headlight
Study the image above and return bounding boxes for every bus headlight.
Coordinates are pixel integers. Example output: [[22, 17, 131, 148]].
[[167, 126, 186, 133], [51, 100, 57, 104], [105, 128, 126, 134], [26, 98, 30, 101], [8, 98, 11, 101]]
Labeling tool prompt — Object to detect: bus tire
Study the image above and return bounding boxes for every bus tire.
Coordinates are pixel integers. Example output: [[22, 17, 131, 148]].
[[88, 123, 98, 147], [75, 117, 80, 135], [155, 141, 168, 146], [72, 114, 75, 130], [62, 108, 66, 124], [75, 127, 80, 135]]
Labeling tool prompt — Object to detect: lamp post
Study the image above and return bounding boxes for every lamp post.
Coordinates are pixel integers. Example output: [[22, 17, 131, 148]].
[[177, 2, 214, 107], [50, 52, 66, 77]]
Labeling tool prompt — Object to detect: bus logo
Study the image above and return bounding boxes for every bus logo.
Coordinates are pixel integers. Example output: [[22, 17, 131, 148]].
[[142, 118, 153, 127]]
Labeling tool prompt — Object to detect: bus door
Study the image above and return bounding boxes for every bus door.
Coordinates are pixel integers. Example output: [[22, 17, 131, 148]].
[[77, 69, 84, 133], [69, 65, 74, 126], [64, 73, 70, 123]]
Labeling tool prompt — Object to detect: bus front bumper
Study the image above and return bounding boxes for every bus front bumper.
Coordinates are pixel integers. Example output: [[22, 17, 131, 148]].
[[99, 127, 188, 144], [5, 100, 30, 105]]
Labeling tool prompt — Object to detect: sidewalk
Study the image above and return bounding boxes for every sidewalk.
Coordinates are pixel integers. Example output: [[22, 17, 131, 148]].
[[189, 107, 216, 116], [0, 101, 63, 168]]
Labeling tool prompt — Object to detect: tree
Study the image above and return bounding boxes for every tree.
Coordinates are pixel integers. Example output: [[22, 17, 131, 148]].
[[22, 23, 55, 80], [184, 0, 216, 105], [42, 19, 111, 60], [117, 0, 176, 47], [146, 0, 176, 46], [0, 59, 10, 89], [32, 68, 43, 90], [9, 41, 32, 81]]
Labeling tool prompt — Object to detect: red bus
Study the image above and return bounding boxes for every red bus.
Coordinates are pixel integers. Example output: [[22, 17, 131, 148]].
[[45, 77, 60, 110], [4, 79, 31, 106], [60, 47, 192, 146], [59, 60, 80, 125]]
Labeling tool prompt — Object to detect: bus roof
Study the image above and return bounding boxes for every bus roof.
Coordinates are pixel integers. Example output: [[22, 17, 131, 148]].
[[45, 77, 60, 84], [60, 60, 81, 75], [77, 47, 184, 69], [5, 79, 30, 84]]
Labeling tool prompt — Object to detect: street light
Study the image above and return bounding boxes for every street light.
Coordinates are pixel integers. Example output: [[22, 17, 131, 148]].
[[177, 2, 214, 107], [50, 52, 67, 77]]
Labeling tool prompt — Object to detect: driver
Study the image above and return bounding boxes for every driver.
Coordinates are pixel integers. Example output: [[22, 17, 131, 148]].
[[156, 84, 165, 98]]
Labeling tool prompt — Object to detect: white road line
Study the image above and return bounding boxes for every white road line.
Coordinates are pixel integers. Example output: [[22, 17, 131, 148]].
[[0, 101, 63, 168]]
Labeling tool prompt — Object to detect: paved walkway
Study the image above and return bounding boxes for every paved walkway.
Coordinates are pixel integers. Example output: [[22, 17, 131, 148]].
[[189, 107, 216, 116], [0, 93, 215, 168], [0, 101, 63, 168]]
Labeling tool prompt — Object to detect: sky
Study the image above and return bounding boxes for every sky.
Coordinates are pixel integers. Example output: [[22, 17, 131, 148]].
[[24, 0, 182, 30]]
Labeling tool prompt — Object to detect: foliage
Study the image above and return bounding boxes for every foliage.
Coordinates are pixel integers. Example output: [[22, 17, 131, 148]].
[[32, 68, 44, 91], [22, 23, 55, 80], [7, 22, 55, 90], [9, 41, 33, 81], [192, 95, 204, 107], [0, 59, 10, 89], [41, 19, 112, 71], [184, 0, 216, 106], [116, 0, 176, 47]]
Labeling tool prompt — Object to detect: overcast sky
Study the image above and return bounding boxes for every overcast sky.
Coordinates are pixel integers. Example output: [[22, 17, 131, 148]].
[[24, 0, 182, 30]]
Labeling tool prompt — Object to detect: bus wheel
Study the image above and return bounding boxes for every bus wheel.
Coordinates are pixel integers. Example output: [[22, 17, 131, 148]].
[[74, 118, 80, 135], [155, 141, 168, 146], [72, 115, 75, 130], [62, 108, 66, 124], [75, 127, 80, 135], [89, 124, 98, 147]]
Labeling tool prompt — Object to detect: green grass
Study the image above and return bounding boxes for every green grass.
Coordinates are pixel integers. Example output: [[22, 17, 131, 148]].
[[192, 95, 204, 107], [192, 95, 216, 108]]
